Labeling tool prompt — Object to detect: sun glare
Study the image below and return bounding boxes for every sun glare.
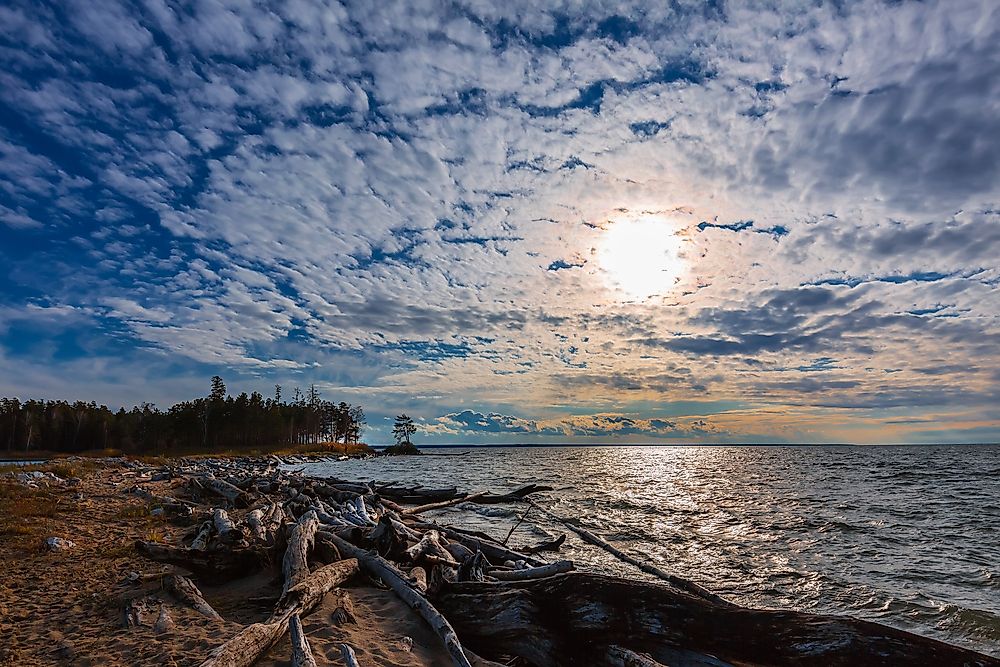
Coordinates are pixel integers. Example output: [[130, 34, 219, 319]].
[[597, 216, 683, 300]]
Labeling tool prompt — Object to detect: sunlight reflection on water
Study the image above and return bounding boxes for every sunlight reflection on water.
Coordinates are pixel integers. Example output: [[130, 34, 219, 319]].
[[302, 445, 1000, 657]]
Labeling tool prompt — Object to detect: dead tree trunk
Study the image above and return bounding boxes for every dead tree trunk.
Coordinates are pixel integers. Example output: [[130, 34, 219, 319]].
[[322, 531, 473, 667], [282, 510, 319, 599], [164, 575, 223, 621], [488, 560, 573, 581], [435, 573, 1000, 667], [136, 541, 266, 580], [201, 477, 248, 507], [200, 558, 358, 667]]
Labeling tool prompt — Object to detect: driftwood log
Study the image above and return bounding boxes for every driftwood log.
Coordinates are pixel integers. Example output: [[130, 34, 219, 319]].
[[339, 643, 361, 667], [202, 477, 249, 507], [436, 573, 1000, 667], [323, 531, 473, 667], [164, 574, 223, 621], [281, 510, 319, 599], [191, 521, 213, 550], [412, 522, 546, 568], [289, 614, 318, 667], [488, 559, 573, 581], [136, 541, 267, 580], [402, 491, 487, 516], [200, 558, 359, 667]]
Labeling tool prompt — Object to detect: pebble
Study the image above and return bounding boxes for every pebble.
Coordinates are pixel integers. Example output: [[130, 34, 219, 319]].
[[45, 537, 76, 552]]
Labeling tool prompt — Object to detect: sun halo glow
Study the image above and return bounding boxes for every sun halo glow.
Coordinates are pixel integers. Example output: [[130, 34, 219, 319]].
[[597, 217, 684, 301]]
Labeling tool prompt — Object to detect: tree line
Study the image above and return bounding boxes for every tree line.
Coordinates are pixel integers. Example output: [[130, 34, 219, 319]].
[[0, 377, 366, 455]]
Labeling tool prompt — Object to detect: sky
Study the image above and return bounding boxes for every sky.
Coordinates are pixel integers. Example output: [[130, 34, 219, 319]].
[[1, 0, 998, 445]]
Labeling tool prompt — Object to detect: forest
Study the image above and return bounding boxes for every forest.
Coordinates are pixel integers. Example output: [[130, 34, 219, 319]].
[[0, 376, 366, 455]]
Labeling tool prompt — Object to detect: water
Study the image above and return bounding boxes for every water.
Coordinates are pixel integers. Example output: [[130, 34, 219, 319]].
[[300, 445, 1000, 657]]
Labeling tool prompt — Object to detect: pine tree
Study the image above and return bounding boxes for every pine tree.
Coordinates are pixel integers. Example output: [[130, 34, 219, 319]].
[[392, 414, 416, 446]]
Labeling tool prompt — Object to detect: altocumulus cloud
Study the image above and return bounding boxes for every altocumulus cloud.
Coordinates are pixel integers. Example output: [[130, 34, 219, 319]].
[[0, 0, 997, 444], [431, 410, 722, 440]]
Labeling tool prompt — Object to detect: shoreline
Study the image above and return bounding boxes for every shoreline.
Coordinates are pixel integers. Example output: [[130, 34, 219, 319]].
[[2, 456, 997, 667]]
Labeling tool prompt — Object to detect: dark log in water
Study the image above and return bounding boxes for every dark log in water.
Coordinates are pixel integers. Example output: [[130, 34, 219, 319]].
[[436, 573, 1000, 667]]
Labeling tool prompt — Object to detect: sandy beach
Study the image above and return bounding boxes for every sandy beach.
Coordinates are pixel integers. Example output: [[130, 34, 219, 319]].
[[0, 461, 452, 667]]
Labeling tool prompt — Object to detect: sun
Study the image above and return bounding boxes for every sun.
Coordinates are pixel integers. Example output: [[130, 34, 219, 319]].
[[597, 216, 683, 300]]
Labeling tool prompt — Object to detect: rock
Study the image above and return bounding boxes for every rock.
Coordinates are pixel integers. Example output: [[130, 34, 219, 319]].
[[398, 636, 413, 652], [57, 640, 76, 660], [45, 537, 76, 552], [153, 605, 174, 633]]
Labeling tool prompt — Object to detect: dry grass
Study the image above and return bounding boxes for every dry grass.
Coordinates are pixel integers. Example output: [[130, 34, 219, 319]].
[[114, 503, 152, 520], [0, 481, 62, 540], [272, 441, 376, 457], [0, 459, 98, 479]]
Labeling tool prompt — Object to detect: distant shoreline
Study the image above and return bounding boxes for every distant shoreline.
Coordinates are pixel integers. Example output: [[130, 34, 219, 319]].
[[369, 441, 1000, 449]]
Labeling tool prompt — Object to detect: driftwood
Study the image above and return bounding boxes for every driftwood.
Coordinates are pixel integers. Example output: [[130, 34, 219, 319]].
[[200, 558, 358, 667], [289, 614, 318, 667], [405, 529, 458, 566], [437, 573, 1000, 667], [245, 509, 266, 542], [281, 510, 319, 599], [606, 645, 667, 667], [402, 491, 486, 516], [488, 559, 573, 581], [164, 574, 223, 621], [213, 508, 241, 544], [520, 533, 566, 554], [339, 643, 361, 667], [128, 486, 197, 516], [475, 484, 553, 504], [378, 486, 461, 504], [410, 566, 428, 594], [201, 477, 248, 507], [125, 457, 998, 667], [136, 541, 266, 580], [191, 521, 213, 550], [322, 531, 473, 667], [413, 522, 546, 568], [370, 514, 412, 559]]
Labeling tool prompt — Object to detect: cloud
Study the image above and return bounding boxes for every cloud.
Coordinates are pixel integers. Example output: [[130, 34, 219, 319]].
[[0, 0, 997, 444], [432, 410, 722, 440]]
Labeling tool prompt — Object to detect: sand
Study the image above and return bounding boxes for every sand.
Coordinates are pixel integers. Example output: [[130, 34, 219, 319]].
[[0, 463, 453, 666]]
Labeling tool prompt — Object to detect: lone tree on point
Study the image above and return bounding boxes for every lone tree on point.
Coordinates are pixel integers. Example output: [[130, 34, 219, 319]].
[[387, 414, 420, 455]]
